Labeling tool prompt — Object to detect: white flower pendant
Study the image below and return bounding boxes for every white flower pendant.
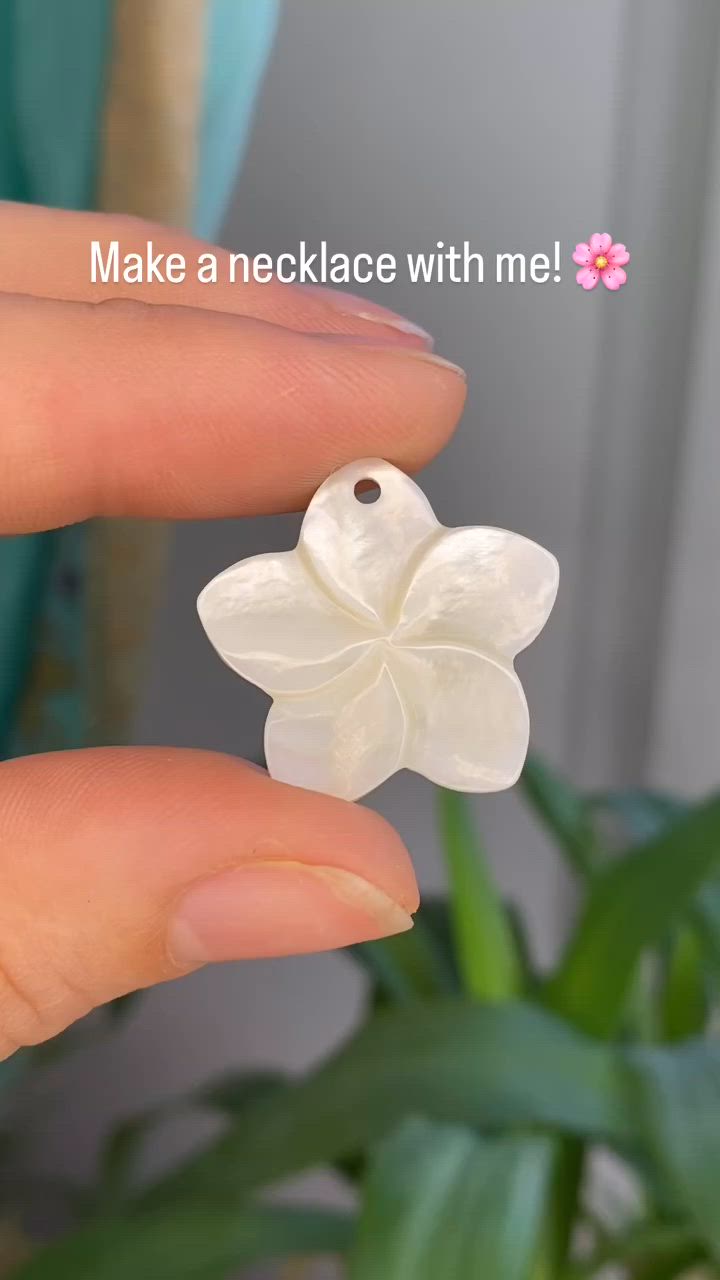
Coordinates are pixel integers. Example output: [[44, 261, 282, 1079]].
[[198, 459, 558, 801]]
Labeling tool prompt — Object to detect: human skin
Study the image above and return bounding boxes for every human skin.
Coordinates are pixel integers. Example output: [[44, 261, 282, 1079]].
[[0, 202, 466, 1061]]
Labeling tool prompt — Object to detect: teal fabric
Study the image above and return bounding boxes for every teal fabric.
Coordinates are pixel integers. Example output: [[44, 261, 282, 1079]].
[[0, 537, 54, 748], [0, 2, 26, 198], [7, 528, 92, 757], [0, 4, 33, 752], [0, 1, 112, 755], [12, 0, 113, 208], [196, 0, 281, 238], [0, 0, 279, 757]]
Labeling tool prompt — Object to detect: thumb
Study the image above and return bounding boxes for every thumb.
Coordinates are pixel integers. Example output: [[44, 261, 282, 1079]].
[[0, 748, 417, 1060]]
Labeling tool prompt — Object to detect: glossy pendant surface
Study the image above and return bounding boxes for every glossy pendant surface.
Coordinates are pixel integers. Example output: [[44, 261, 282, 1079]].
[[198, 458, 558, 801]]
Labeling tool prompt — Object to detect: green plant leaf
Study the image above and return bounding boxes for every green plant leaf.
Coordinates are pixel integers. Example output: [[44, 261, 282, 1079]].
[[660, 926, 706, 1042], [546, 793, 720, 1037], [9, 1202, 353, 1280], [195, 1069, 286, 1114], [626, 1040, 720, 1259], [438, 790, 521, 1001], [692, 878, 720, 984], [140, 999, 634, 1210], [0, 1053, 25, 1096], [531, 1140, 585, 1280], [504, 900, 537, 986], [349, 909, 458, 1007], [105, 991, 143, 1023], [95, 1113, 156, 1209], [417, 897, 461, 976], [521, 754, 600, 878], [590, 789, 689, 845], [93, 1071, 287, 1209], [349, 1119, 552, 1280], [568, 1222, 706, 1280]]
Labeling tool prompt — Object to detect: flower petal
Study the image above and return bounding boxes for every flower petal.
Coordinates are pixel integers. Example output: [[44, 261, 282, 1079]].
[[572, 242, 593, 266], [197, 550, 376, 694], [391, 646, 529, 791], [589, 232, 612, 257], [300, 458, 439, 627], [607, 242, 630, 266], [265, 650, 406, 800], [600, 264, 627, 291], [576, 266, 600, 290], [394, 526, 558, 659]]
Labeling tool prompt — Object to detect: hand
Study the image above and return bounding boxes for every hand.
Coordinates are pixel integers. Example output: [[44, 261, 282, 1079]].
[[0, 202, 466, 1060]]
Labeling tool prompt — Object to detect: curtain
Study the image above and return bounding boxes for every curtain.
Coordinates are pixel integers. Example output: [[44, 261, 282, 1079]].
[[0, 0, 280, 757]]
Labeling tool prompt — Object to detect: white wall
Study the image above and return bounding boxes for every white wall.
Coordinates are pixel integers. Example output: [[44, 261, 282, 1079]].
[[648, 9, 720, 794]]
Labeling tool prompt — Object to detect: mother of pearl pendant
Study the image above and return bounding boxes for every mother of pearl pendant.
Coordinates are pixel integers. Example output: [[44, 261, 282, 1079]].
[[198, 459, 558, 801]]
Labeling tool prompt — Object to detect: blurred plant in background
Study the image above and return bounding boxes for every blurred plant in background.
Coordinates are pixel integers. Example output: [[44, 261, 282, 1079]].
[[2, 754, 720, 1280]]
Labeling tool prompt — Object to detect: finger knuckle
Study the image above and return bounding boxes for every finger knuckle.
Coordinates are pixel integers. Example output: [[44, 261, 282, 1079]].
[[0, 949, 92, 1061]]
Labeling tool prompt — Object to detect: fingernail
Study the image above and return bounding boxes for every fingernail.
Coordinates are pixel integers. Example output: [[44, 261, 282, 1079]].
[[169, 860, 414, 967], [300, 284, 434, 348], [316, 333, 466, 380], [398, 347, 467, 379]]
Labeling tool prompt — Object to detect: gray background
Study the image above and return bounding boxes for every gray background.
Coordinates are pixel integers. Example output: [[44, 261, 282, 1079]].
[[22, 0, 720, 1198]]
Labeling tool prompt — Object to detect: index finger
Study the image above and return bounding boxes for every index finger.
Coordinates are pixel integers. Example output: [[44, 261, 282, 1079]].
[[1, 292, 465, 533], [0, 203, 434, 346]]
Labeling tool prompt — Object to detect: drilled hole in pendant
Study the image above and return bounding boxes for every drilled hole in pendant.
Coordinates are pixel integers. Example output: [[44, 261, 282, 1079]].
[[354, 479, 381, 504]]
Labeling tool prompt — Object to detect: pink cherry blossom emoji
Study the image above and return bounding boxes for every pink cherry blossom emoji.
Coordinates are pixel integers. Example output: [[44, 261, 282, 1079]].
[[573, 233, 630, 291]]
